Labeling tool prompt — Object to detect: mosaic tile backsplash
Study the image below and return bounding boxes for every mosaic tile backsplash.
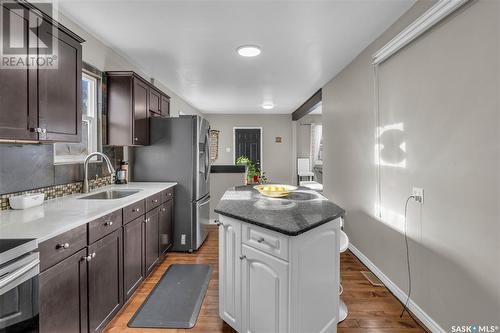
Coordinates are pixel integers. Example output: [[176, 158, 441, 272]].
[[0, 176, 114, 211]]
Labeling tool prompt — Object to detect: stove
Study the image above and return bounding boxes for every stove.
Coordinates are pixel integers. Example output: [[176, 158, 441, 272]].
[[0, 238, 39, 332]]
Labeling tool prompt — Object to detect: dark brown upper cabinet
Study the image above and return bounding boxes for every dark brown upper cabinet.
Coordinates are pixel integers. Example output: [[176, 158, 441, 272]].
[[160, 94, 170, 117], [106, 71, 170, 146], [0, 2, 83, 142], [149, 88, 161, 115]]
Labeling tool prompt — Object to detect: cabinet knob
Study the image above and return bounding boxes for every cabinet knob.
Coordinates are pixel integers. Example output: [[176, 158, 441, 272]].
[[105, 221, 113, 226], [215, 220, 223, 226], [153, 199, 158, 203], [161, 208, 166, 212], [256, 237, 265, 243], [83, 255, 92, 262], [239, 255, 247, 260], [41, 128, 47, 133], [134, 137, 139, 141], [132, 208, 140, 212], [57, 242, 70, 249], [92, 252, 96, 258]]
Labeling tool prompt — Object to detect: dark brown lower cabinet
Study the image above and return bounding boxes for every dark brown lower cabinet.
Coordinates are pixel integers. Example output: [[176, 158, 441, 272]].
[[88, 229, 123, 333], [145, 208, 160, 276], [159, 200, 173, 254], [39, 248, 88, 333], [123, 216, 145, 301]]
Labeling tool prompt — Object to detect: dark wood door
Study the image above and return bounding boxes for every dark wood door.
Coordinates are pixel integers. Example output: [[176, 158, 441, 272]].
[[0, 4, 38, 140], [123, 216, 144, 301], [149, 89, 160, 114], [234, 128, 261, 168], [133, 78, 149, 145], [37, 24, 82, 142], [160, 95, 170, 117], [159, 200, 173, 254], [88, 229, 123, 333], [39, 248, 88, 333], [144, 208, 160, 276]]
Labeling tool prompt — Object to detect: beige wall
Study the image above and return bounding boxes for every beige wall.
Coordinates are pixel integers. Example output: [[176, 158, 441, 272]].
[[322, 0, 499, 330], [205, 114, 294, 184], [57, 13, 202, 117], [206, 114, 294, 218]]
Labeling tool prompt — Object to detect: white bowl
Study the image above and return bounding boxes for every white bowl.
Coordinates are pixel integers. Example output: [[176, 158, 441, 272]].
[[9, 193, 45, 210]]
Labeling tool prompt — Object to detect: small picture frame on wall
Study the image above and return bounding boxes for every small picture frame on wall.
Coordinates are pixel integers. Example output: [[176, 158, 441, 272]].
[[275, 137, 282, 143]]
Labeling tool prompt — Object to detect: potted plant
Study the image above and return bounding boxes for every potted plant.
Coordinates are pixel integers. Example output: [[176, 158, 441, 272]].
[[235, 156, 267, 185]]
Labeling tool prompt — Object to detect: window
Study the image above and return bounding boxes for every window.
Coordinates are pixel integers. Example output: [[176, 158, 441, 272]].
[[54, 72, 99, 164], [310, 124, 323, 166]]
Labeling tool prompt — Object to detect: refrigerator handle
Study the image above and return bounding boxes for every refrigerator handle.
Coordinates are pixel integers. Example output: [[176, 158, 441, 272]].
[[198, 197, 211, 207]]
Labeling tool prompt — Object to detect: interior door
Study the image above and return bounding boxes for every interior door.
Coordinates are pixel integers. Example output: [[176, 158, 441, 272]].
[[234, 129, 261, 169], [197, 117, 210, 200]]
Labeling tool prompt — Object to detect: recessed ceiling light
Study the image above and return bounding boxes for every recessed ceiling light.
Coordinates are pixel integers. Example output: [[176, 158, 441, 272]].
[[262, 102, 275, 110], [237, 45, 261, 57]]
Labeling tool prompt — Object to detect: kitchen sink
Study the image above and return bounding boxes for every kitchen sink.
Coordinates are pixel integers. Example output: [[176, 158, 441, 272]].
[[79, 189, 141, 200]]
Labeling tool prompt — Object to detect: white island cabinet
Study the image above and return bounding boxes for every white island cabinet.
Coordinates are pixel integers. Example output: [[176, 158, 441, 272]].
[[218, 215, 341, 333]]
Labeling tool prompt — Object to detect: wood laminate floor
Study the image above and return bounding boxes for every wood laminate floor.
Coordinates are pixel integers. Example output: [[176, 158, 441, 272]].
[[104, 226, 427, 333]]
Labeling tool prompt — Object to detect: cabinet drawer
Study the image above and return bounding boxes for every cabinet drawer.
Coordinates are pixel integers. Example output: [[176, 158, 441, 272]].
[[39, 224, 87, 271], [146, 192, 162, 212], [162, 187, 174, 203], [242, 224, 289, 261], [123, 200, 146, 224], [88, 209, 122, 244]]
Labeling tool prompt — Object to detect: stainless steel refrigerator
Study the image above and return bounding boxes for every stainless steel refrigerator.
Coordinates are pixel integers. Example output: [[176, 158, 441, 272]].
[[132, 115, 210, 252]]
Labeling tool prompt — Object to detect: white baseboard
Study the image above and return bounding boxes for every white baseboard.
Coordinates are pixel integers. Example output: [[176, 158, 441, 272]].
[[348, 243, 445, 333]]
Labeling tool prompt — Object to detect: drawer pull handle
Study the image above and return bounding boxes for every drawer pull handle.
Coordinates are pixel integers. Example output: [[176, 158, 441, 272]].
[[239, 255, 247, 260], [105, 221, 113, 226], [57, 243, 70, 250], [256, 237, 265, 243], [132, 208, 141, 212], [153, 199, 159, 203]]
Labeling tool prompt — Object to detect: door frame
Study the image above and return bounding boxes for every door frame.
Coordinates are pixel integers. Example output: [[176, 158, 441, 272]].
[[232, 127, 263, 171]]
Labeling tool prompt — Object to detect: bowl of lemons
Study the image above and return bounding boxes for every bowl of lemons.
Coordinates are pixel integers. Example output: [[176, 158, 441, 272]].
[[253, 184, 298, 198]]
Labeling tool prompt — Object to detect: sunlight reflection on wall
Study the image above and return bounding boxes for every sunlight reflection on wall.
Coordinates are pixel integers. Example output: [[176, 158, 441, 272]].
[[375, 122, 406, 168]]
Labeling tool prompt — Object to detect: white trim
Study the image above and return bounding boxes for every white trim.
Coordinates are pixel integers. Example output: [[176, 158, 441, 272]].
[[372, 0, 469, 65], [233, 127, 264, 172], [348, 243, 445, 333]]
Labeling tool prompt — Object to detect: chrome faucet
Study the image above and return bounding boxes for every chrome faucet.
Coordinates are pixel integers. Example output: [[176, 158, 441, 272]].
[[83, 152, 116, 193]]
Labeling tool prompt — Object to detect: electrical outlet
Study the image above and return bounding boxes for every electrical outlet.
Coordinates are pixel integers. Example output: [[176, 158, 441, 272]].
[[181, 234, 186, 245], [226, 147, 231, 153], [412, 187, 424, 204]]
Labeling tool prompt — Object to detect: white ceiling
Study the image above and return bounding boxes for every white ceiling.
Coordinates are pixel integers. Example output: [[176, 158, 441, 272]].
[[59, 0, 415, 114]]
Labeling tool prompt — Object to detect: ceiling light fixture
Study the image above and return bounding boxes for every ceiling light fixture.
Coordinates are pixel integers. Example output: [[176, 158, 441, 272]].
[[237, 45, 261, 57], [262, 102, 275, 110]]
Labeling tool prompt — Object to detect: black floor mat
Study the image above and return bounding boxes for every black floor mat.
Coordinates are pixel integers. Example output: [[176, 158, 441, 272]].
[[128, 264, 213, 329]]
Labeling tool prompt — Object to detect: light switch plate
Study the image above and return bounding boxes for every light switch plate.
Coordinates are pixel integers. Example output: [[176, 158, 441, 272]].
[[412, 187, 424, 204], [225, 147, 231, 153]]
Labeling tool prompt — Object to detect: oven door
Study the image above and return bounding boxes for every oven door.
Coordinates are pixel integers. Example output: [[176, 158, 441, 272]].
[[0, 252, 39, 333]]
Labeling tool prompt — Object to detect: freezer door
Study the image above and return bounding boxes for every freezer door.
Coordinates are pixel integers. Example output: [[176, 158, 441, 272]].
[[195, 195, 210, 249], [196, 117, 211, 200]]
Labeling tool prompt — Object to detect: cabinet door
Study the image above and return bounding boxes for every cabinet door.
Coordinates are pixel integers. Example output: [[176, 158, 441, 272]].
[[123, 216, 144, 301], [159, 200, 173, 253], [149, 89, 160, 114], [0, 4, 37, 140], [39, 248, 88, 333], [144, 208, 160, 276], [133, 78, 149, 145], [38, 24, 82, 142], [160, 95, 170, 117], [241, 244, 288, 333], [218, 217, 241, 331], [88, 229, 123, 333]]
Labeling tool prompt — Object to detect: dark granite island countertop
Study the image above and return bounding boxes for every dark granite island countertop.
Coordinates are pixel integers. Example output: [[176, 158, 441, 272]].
[[215, 186, 345, 236]]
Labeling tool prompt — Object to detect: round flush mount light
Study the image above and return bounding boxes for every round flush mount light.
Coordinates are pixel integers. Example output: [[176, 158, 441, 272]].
[[262, 102, 275, 110], [237, 45, 262, 57]]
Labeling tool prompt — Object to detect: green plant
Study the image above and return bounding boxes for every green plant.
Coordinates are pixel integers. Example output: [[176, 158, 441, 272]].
[[235, 156, 267, 184]]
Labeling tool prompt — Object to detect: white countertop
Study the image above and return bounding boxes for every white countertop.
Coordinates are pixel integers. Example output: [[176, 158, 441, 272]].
[[0, 182, 177, 243]]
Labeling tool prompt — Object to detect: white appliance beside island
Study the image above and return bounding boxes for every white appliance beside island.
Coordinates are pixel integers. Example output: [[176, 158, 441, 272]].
[[215, 186, 345, 333]]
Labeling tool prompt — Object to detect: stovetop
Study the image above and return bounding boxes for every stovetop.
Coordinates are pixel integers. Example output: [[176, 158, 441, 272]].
[[0, 238, 37, 265]]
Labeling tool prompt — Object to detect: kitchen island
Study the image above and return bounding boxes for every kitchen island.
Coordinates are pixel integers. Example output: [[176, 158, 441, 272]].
[[215, 186, 345, 333]]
